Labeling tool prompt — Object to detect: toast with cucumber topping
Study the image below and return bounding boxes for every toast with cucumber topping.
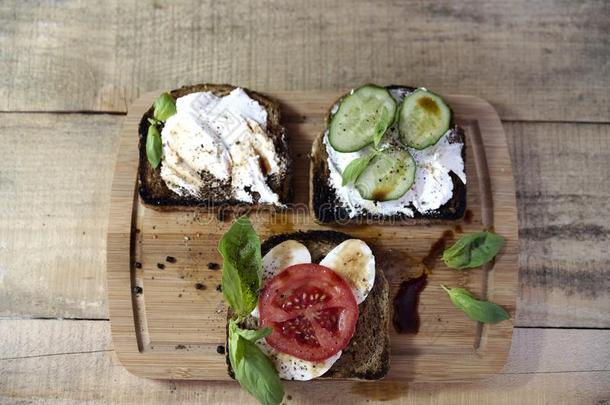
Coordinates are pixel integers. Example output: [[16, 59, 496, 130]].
[[311, 84, 466, 224]]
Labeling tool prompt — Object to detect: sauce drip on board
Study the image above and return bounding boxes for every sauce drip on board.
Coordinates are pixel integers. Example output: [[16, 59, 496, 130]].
[[422, 230, 454, 271], [393, 273, 428, 334]]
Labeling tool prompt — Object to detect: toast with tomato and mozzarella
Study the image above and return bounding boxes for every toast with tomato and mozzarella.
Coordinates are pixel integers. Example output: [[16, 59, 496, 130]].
[[311, 84, 467, 224], [227, 230, 390, 380]]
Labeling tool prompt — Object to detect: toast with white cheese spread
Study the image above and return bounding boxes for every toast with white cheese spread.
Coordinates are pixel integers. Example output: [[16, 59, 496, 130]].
[[311, 85, 466, 224], [226, 230, 390, 380], [138, 84, 291, 210]]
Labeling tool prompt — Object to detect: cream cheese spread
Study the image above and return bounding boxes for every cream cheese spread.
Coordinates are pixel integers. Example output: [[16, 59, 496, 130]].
[[160, 88, 283, 205]]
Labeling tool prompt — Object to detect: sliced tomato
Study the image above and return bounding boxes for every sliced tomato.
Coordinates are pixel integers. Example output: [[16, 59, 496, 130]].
[[258, 263, 359, 361]]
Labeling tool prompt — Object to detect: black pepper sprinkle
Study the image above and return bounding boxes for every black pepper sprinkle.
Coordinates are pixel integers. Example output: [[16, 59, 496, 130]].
[[157, 263, 165, 270], [166, 256, 176, 263], [195, 283, 206, 290], [207, 262, 220, 270], [132, 286, 143, 295], [216, 345, 225, 354], [216, 284, 222, 292], [134, 262, 142, 269]]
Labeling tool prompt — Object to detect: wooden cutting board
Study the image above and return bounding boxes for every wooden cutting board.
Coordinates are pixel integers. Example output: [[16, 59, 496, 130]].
[[107, 90, 518, 382]]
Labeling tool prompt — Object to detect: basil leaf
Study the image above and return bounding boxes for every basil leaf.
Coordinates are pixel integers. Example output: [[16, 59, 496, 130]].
[[228, 320, 244, 368], [236, 327, 272, 342], [442, 231, 505, 269], [373, 107, 391, 147], [218, 217, 262, 316], [441, 285, 509, 324], [237, 339, 284, 405], [342, 151, 377, 186], [229, 321, 284, 405], [153, 92, 176, 122], [146, 125, 162, 169]]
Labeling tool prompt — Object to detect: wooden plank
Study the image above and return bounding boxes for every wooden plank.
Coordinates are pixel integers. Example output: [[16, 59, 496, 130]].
[[0, 113, 121, 319], [0, 113, 607, 329], [507, 122, 610, 327], [1, 320, 609, 404], [1, 0, 609, 122], [107, 91, 518, 381]]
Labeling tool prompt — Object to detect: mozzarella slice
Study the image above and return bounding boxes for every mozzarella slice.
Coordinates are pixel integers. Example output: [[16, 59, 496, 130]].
[[319, 239, 375, 304], [262, 240, 311, 281], [255, 338, 341, 381]]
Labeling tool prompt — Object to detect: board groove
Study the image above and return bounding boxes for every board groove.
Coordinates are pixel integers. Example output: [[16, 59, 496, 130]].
[[107, 90, 518, 382]]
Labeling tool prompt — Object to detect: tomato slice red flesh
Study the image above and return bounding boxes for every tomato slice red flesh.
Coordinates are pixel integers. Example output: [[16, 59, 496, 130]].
[[259, 263, 359, 361]]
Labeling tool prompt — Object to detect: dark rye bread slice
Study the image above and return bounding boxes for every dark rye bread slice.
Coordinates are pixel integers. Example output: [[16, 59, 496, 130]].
[[227, 230, 390, 380], [310, 85, 466, 224], [138, 83, 291, 211]]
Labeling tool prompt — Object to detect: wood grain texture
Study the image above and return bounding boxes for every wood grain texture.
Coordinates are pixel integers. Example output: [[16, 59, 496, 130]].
[[0, 113, 120, 319], [106, 90, 518, 381], [1, 0, 609, 122], [1, 320, 609, 405], [507, 123, 610, 328], [1, 113, 607, 329]]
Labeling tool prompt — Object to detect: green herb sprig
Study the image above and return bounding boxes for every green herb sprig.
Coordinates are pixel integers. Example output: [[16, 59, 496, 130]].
[[442, 231, 504, 270], [146, 92, 176, 169], [219, 217, 284, 405], [341, 150, 378, 186], [218, 216, 262, 316], [441, 285, 510, 324], [373, 107, 392, 147]]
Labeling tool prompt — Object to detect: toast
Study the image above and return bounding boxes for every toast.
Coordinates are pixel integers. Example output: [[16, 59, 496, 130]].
[[227, 230, 390, 380], [137, 84, 292, 211], [310, 85, 466, 224]]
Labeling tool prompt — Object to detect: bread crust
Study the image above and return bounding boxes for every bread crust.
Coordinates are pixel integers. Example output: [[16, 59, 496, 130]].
[[310, 85, 466, 225], [137, 84, 292, 211]]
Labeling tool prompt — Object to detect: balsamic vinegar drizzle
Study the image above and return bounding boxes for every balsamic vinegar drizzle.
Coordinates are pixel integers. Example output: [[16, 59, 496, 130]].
[[393, 273, 427, 334], [392, 227, 459, 334]]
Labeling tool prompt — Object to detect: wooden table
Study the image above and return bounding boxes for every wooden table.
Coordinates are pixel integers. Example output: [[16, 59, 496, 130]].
[[0, 1, 608, 404]]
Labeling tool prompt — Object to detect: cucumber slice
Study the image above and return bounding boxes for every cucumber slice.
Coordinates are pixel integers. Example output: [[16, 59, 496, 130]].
[[398, 89, 451, 149], [328, 85, 397, 152], [354, 149, 416, 201]]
